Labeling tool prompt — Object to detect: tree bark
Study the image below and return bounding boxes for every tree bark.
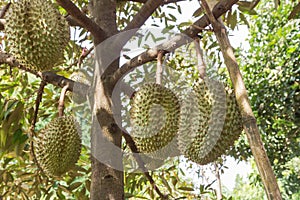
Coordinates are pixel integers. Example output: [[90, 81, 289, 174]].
[[89, 0, 124, 199], [200, 1, 282, 199]]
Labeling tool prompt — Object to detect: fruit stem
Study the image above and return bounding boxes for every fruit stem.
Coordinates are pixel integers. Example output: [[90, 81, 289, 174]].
[[58, 84, 69, 117]]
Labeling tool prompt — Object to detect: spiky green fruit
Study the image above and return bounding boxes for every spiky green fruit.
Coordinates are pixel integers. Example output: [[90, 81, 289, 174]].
[[34, 116, 81, 176], [178, 79, 243, 165], [5, 0, 70, 71], [130, 83, 180, 158]]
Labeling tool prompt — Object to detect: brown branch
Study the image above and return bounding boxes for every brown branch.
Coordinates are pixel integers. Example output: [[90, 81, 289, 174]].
[[201, 0, 282, 199], [67, 46, 94, 70], [112, 0, 238, 84], [288, 2, 300, 20], [0, 3, 10, 19], [250, 0, 261, 10], [125, 0, 164, 31], [30, 80, 47, 174], [120, 0, 186, 4], [122, 131, 167, 199], [0, 19, 4, 30], [30, 80, 47, 135], [56, 0, 107, 44], [0, 51, 90, 98]]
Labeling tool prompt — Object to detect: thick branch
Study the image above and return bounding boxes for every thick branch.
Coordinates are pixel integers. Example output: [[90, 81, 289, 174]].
[[112, 0, 238, 84], [201, 0, 282, 199], [125, 0, 164, 31], [0, 51, 89, 98], [56, 0, 107, 44]]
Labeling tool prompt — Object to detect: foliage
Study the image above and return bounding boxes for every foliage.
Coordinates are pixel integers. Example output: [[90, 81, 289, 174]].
[[1, 0, 299, 199]]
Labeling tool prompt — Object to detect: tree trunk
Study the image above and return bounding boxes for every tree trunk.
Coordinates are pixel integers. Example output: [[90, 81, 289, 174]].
[[89, 0, 124, 199]]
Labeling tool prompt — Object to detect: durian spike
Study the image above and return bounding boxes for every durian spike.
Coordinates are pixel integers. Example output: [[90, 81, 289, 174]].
[[58, 84, 69, 117]]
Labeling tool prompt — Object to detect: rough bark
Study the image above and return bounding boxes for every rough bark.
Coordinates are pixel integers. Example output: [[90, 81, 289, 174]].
[[201, 0, 282, 199], [89, 0, 124, 199]]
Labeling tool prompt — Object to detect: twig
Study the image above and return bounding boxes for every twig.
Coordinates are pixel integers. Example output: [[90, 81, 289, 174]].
[[56, 0, 106, 44], [30, 80, 47, 135], [201, 0, 282, 199], [125, 0, 164, 31], [156, 51, 164, 84], [0, 3, 11, 18], [67, 46, 94, 70], [29, 80, 47, 173], [58, 85, 69, 117], [122, 131, 167, 199]]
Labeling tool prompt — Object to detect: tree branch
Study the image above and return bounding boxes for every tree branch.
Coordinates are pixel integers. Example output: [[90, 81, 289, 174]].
[[112, 0, 238, 85], [122, 131, 167, 199], [288, 2, 300, 20], [56, 0, 107, 44], [0, 2, 10, 18], [30, 80, 47, 174], [201, 0, 282, 199], [125, 0, 164, 31], [120, 0, 186, 4], [0, 51, 89, 98]]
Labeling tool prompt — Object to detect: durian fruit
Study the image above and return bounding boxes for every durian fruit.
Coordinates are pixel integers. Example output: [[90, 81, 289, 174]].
[[5, 0, 70, 71], [130, 83, 180, 159], [33, 116, 81, 176], [178, 78, 243, 165], [69, 71, 91, 104]]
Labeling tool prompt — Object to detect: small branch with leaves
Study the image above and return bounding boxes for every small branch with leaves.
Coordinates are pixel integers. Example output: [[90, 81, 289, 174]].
[[67, 46, 94, 70], [56, 0, 106, 44], [122, 131, 168, 199], [125, 0, 164, 31], [0, 51, 90, 98], [111, 0, 239, 85]]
